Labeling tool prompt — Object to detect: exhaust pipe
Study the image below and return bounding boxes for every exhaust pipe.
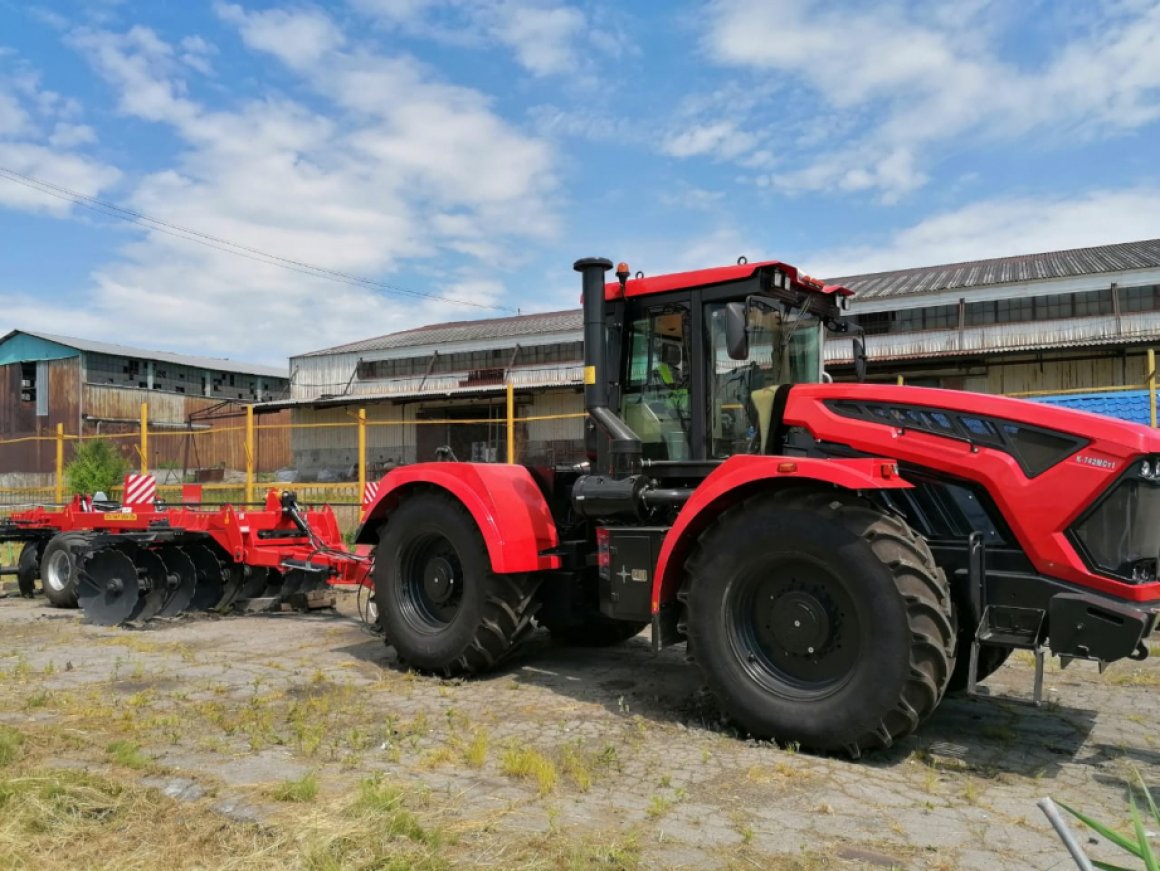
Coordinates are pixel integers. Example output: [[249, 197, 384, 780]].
[[573, 257, 641, 476]]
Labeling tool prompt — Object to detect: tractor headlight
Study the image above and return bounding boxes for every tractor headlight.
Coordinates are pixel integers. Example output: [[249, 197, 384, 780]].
[[1138, 456, 1160, 480]]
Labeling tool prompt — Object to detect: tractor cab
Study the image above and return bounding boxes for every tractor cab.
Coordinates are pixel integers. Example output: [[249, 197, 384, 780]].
[[585, 258, 853, 470]]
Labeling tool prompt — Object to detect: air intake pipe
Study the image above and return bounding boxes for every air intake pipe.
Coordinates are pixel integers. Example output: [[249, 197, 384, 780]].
[[573, 257, 642, 477]]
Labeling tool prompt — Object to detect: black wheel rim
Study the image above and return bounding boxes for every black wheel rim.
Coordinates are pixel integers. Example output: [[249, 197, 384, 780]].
[[726, 556, 861, 701], [397, 532, 464, 632]]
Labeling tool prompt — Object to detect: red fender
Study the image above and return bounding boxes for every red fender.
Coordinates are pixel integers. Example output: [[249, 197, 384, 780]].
[[650, 455, 912, 612], [362, 463, 560, 573]]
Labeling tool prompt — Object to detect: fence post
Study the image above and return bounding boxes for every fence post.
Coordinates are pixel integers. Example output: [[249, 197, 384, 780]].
[[245, 405, 255, 505], [506, 382, 515, 464], [140, 402, 149, 475], [55, 423, 64, 504], [1148, 348, 1157, 428], [357, 407, 367, 501]]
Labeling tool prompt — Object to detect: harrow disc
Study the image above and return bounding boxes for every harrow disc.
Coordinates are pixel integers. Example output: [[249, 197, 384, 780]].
[[131, 548, 170, 622], [157, 547, 197, 618], [237, 566, 270, 600], [183, 544, 226, 611], [279, 568, 310, 598], [77, 549, 141, 626]]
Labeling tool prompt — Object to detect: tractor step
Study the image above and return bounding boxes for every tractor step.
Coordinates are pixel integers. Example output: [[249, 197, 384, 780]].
[[969, 605, 1047, 705]]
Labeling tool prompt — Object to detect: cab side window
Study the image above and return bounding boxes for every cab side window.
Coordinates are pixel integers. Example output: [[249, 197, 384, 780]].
[[620, 307, 691, 460]]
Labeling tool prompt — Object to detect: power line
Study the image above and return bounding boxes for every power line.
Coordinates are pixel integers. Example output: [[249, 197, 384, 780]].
[[0, 164, 515, 312]]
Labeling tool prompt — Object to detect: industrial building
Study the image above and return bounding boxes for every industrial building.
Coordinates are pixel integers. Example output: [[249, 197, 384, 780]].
[[273, 238, 1160, 476], [0, 330, 290, 484]]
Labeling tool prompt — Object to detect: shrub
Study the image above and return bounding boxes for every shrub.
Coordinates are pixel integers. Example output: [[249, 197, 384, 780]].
[[64, 439, 131, 495]]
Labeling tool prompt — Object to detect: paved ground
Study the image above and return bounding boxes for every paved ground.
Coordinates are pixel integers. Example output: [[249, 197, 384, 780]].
[[0, 590, 1156, 869]]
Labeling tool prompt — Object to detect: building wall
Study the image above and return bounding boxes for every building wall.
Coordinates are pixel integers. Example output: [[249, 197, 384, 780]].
[[0, 357, 82, 481], [287, 387, 587, 477]]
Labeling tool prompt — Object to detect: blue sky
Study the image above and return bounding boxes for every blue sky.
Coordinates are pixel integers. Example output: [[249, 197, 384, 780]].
[[2, 0, 1160, 366]]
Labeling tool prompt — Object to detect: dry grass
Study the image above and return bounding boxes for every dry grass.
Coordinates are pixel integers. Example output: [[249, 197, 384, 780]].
[[500, 746, 558, 795]]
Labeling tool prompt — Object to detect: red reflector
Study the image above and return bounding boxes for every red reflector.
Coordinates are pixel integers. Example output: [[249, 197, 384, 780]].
[[777, 462, 797, 473], [880, 463, 897, 478], [596, 527, 611, 575]]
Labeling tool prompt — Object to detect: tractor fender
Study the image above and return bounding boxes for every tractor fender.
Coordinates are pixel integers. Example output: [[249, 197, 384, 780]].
[[358, 463, 560, 573], [650, 455, 912, 612]]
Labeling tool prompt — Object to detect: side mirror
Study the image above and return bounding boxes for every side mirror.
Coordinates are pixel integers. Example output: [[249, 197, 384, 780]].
[[725, 302, 748, 360], [852, 335, 868, 382]]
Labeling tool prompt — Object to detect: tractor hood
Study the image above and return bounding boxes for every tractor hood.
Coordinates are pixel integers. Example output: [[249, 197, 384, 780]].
[[788, 383, 1160, 473]]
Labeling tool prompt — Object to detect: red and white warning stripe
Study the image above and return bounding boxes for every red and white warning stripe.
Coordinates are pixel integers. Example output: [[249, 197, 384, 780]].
[[122, 473, 157, 507], [362, 481, 380, 508]]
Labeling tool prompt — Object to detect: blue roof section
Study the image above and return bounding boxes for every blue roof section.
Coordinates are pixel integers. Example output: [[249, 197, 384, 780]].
[[0, 332, 79, 365], [1031, 390, 1154, 426]]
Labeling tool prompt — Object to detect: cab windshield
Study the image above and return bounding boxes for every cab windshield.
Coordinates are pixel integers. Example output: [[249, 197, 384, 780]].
[[708, 301, 822, 458]]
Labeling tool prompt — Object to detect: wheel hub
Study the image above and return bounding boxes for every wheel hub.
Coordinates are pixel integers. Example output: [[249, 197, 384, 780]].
[[423, 557, 457, 606], [765, 590, 831, 656]]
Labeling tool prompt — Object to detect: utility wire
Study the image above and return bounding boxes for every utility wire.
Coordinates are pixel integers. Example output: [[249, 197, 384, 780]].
[[0, 164, 514, 312]]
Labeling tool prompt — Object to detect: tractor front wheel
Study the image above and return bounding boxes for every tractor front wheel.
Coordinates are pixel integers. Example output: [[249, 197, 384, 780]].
[[685, 490, 955, 756], [375, 493, 540, 676]]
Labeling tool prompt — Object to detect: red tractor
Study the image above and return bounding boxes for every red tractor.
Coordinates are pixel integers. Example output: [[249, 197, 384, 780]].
[[357, 257, 1160, 756]]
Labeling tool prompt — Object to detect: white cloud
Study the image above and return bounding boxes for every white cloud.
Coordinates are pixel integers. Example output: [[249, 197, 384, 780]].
[[697, 0, 1160, 200], [0, 11, 562, 363], [215, 3, 345, 70], [349, 0, 602, 79], [0, 54, 120, 216], [806, 187, 1160, 278], [662, 121, 757, 161]]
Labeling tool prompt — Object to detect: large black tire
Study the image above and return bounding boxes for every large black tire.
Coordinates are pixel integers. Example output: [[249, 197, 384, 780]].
[[684, 489, 955, 757], [374, 493, 541, 676], [41, 534, 83, 608], [17, 541, 41, 598]]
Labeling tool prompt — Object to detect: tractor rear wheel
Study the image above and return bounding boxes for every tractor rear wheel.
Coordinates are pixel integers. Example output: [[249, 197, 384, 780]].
[[17, 541, 41, 598], [41, 533, 83, 608], [375, 493, 540, 676], [685, 489, 954, 756]]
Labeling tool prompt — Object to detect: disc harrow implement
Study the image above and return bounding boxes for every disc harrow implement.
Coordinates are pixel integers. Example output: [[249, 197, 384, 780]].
[[1, 476, 373, 626]]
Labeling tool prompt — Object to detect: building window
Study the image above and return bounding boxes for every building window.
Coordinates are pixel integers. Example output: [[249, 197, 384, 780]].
[[1121, 284, 1159, 312], [20, 362, 36, 403]]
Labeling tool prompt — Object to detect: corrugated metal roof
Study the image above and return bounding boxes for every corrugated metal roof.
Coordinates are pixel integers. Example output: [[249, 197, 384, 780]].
[[298, 310, 582, 358], [258, 362, 582, 410], [2, 330, 288, 380], [830, 238, 1160, 301], [824, 311, 1160, 363], [1032, 389, 1152, 427], [295, 237, 1160, 362]]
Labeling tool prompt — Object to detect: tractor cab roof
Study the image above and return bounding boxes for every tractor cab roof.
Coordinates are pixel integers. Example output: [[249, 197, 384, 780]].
[[602, 259, 855, 302]]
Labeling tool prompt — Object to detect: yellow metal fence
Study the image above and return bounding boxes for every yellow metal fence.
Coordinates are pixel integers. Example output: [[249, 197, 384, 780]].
[[0, 388, 588, 531], [3, 367, 1156, 528]]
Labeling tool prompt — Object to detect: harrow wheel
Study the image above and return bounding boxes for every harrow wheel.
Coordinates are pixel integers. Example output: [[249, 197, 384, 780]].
[[183, 544, 227, 611], [156, 547, 197, 618], [685, 489, 955, 757], [375, 493, 541, 676], [17, 541, 41, 598], [77, 549, 141, 626], [41, 533, 83, 608]]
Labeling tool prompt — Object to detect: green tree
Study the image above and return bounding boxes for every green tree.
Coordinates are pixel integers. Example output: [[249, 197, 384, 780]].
[[64, 439, 131, 496]]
